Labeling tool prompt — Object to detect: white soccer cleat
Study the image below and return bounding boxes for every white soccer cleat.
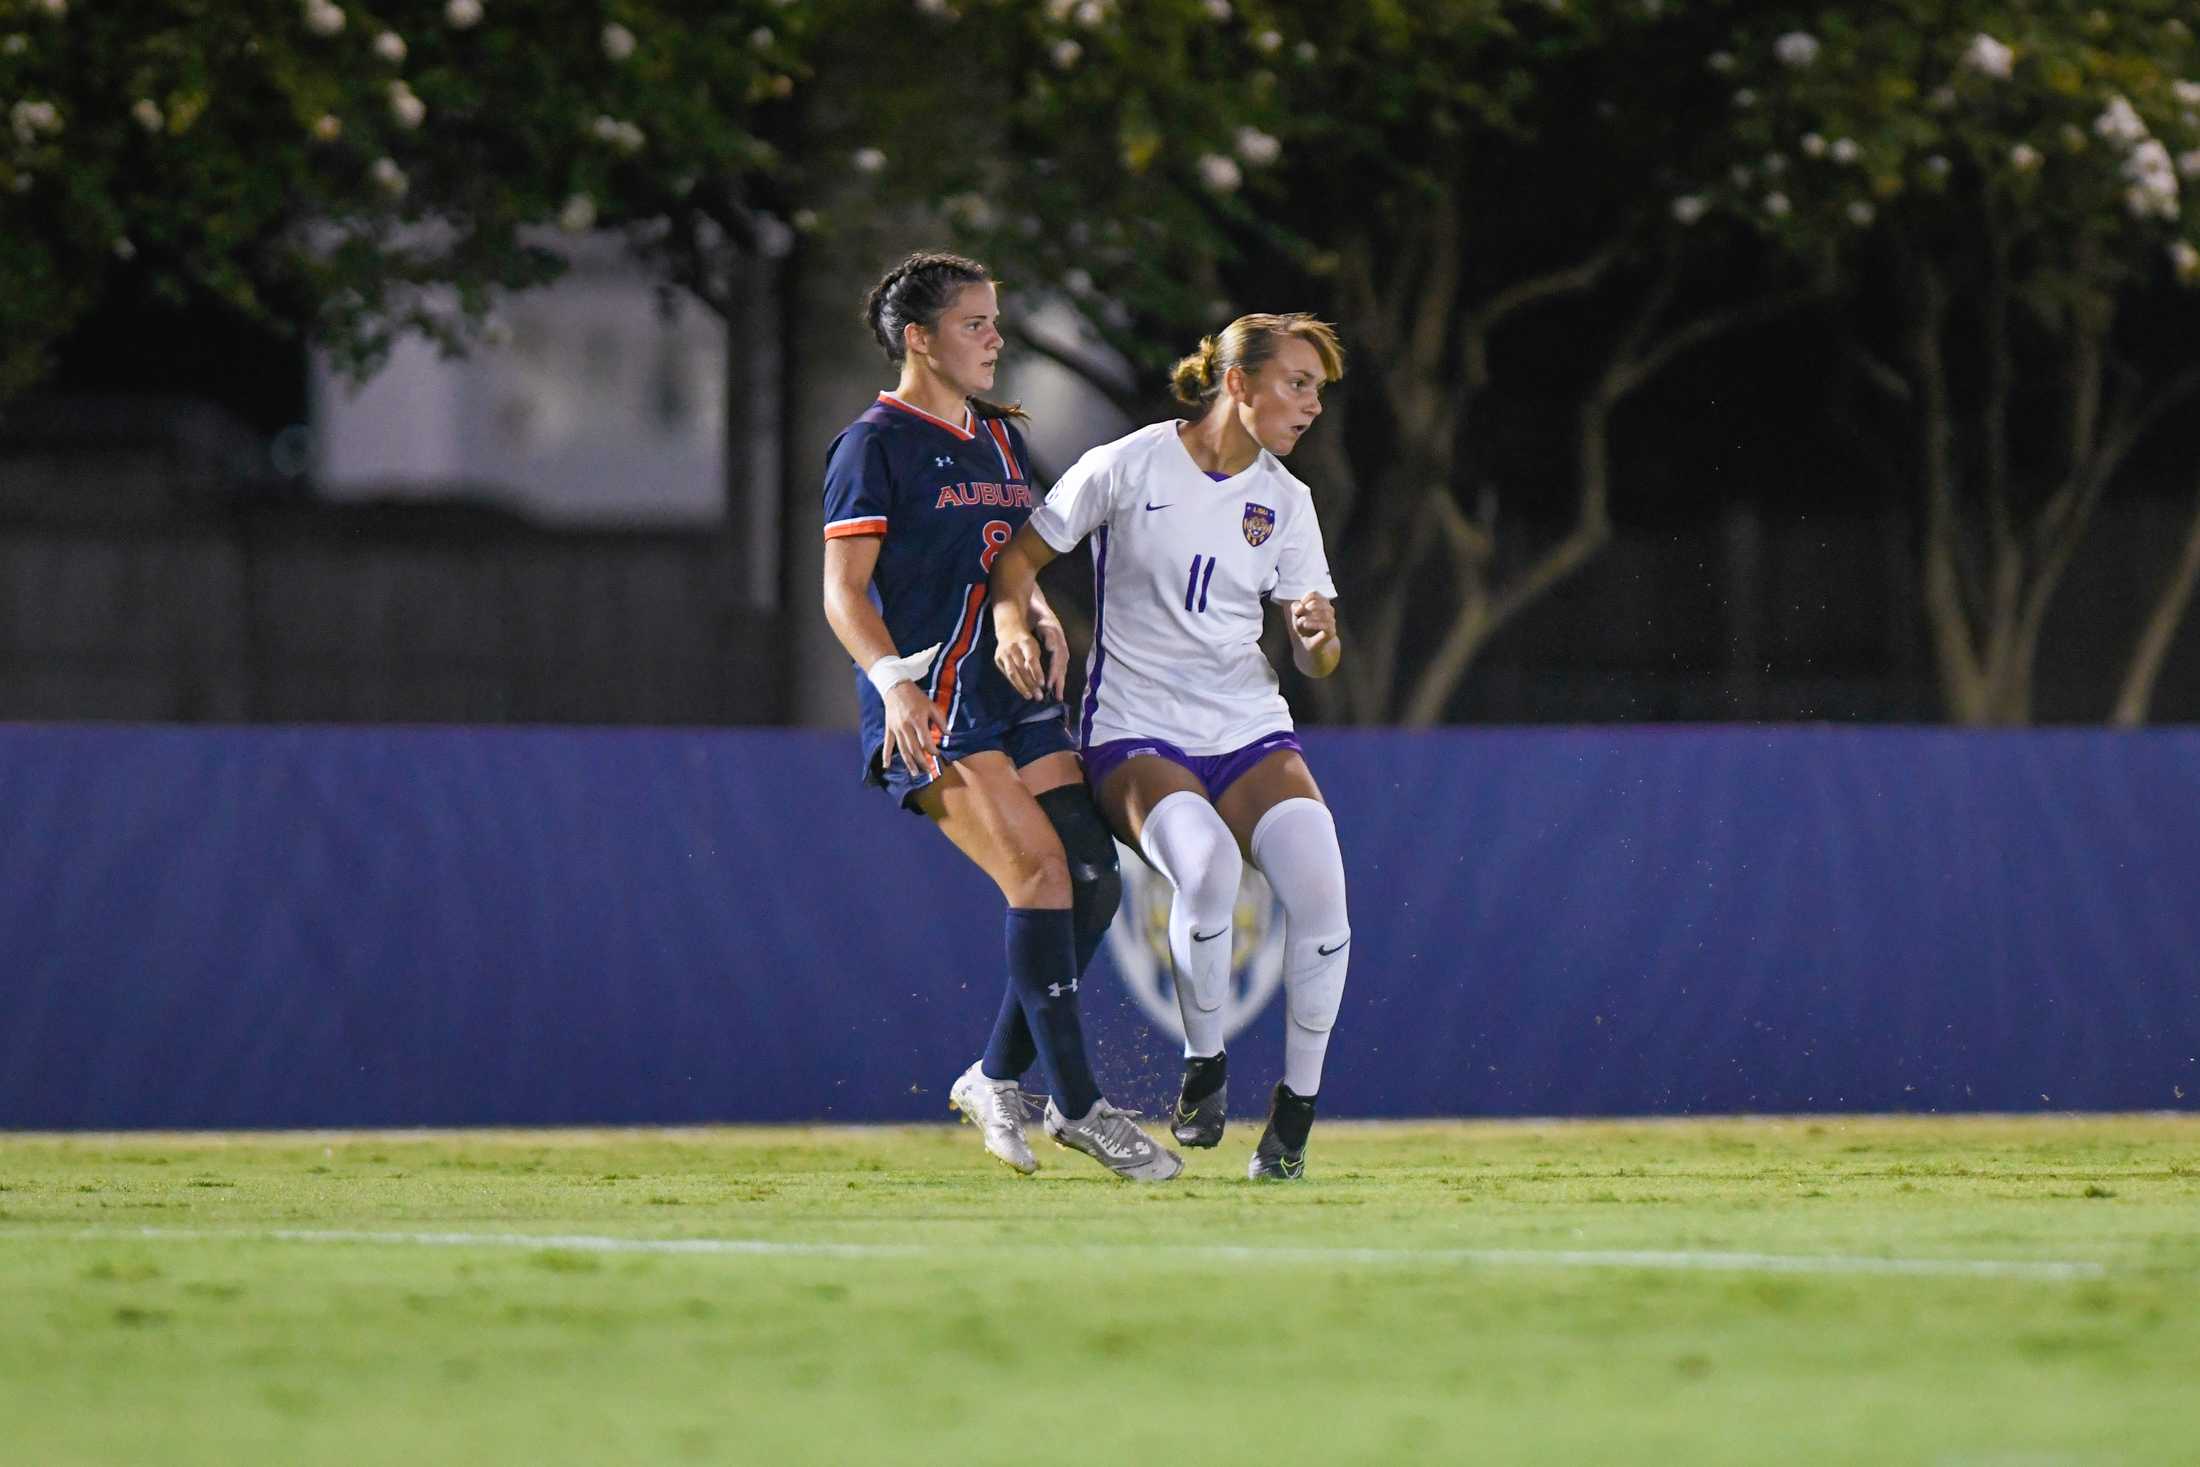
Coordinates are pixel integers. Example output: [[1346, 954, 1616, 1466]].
[[1041, 1096, 1185, 1182], [949, 1062, 1038, 1175]]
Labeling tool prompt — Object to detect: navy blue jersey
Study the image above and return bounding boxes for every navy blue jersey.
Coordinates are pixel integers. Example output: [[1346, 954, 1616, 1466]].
[[822, 392, 1056, 754]]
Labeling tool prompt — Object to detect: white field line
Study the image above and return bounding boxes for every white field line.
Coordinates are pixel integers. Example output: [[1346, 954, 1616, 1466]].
[[27, 1226, 2111, 1282]]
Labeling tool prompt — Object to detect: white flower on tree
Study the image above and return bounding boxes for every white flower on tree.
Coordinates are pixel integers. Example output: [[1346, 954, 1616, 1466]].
[[602, 22, 635, 59], [1773, 32, 1819, 68], [1050, 38, 1081, 68], [558, 193, 597, 232], [1670, 194, 1708, 225], [1252, 29, 1282, 54], [1830, 137, 1860, 165], [1763, 191, 1791, 217], [2173, 80, 2200, 108], [1706, 51, 1735, 74], [1074, 0, 1107, 27], [2123, 139, 2180, 219], [1846, 200, 1875, 227], [2009, 142, 2042, 173], [1234, 127, 1280, 165], [36, 0, 66, 17], [2093, 94, 2146, 147], [1731, 89, 1756, 109], [445, 0, 483, 30], [1762, 152, 1788, 177], [1197, 153, 1242, 192], [2172, 240, 2200, 284], [370, 157, 408, 196], [1203, 0, 1231, 18], [2180, 149, 2200, 181], [113, 237, 136, 261], [1063, 268, 1093, 295], [131, 99, 164, 133], [853, 146, 886, 173], [388, 83, 425, 129], [591, 115, 645, 153], [312, 113, 343, 141], [305, 1, 345, 38], [375, 31, 406, 63], [1961, 33, 2014, 80], [749, 26, 773, 50], [1922, 154, 1952, 180], [1800, 132, 1827, 159], [11, 100, 61, 144]]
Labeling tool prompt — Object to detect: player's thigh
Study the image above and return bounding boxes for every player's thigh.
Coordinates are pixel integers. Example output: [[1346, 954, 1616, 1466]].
[[917, 750, 1070, 902], [1215, 750, 1327, 856], [1014, 749, 1085, 799], [1094, 754, 1210, 848]]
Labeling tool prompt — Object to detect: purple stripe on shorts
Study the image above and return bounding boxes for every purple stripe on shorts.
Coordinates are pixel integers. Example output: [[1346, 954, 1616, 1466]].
[[1082, 730, 1303, 801], [1080, 526, 1110, 748]]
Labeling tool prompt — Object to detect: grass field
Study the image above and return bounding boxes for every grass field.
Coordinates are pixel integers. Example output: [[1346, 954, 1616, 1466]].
[[3, 1115, 2197, 1466]]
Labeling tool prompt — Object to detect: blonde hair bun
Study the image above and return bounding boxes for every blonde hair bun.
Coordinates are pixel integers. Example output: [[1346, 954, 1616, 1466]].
[[1168, 314, 1344, 408]]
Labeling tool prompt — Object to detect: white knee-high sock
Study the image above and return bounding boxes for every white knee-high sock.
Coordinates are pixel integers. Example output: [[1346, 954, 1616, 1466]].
[[1249, 797, 1350, 1097], [1137, 790, 1242, 1059]]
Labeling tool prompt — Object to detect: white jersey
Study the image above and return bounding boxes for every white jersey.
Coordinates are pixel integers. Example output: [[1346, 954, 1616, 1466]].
[[1028, 421, 1336, 754]]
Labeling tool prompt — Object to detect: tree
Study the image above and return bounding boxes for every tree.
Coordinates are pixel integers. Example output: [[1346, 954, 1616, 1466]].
[[1694, 2, 2200, 724], [0, 0, 832, 396], [830, 0, 1820, 724]]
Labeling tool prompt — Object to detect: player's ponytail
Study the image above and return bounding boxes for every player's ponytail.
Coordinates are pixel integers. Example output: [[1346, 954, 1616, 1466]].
[[862, 249, 1026, 420], [1170, 314, 1346, 409], [1169, 336, 1222, 407]]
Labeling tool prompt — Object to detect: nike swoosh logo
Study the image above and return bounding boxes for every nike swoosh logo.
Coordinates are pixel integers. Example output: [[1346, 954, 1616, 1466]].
[[1144, 502, 1173, 511], [1317, 939, 1350, 957], [1192, 928, 1227, 944]]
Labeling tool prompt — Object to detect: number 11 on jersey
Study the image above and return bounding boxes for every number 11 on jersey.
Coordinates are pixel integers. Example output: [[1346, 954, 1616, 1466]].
[[1184, 554, 1217, 614]]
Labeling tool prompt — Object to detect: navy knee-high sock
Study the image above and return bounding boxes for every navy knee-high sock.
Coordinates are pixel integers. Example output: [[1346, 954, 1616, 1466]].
[[994, 907, 1100, 1117], [981, 909, 1107, 1083]]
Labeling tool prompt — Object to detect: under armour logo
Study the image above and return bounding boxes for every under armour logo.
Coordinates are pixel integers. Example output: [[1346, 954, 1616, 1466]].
[[1047, 978, 1080, 998], [935, 455, 955, 468]]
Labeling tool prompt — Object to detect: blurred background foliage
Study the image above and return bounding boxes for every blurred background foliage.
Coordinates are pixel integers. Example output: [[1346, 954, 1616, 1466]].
[[5, 0, 2200, 723]]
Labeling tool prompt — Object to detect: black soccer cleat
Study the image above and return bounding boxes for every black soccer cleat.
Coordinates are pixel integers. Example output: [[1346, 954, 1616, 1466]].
[[1171, 1052, 1229, 1149], [1247, 1081, 1316, 1182]]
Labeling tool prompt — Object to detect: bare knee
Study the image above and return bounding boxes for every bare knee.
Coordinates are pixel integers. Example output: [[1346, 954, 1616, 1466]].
[[999, 844, 1071, 909]]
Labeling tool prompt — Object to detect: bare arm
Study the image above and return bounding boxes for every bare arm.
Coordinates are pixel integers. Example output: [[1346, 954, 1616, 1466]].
[[1024, 582, 1071, 701], [989, 524, 1062, 701], [823, 534, 944, 775], [1287, 592, 1343, 679]]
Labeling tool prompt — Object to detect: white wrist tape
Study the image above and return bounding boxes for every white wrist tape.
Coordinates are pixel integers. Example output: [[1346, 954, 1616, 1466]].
[[866, 642, 942, 696]]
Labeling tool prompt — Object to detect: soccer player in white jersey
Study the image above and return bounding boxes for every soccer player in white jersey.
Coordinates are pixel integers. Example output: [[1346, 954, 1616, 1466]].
[[988, 313, 1350, 1181]]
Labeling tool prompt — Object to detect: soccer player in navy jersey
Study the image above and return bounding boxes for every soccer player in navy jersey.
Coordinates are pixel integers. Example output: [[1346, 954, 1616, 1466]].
[[989, 314, 1351, 1181], [820, 252, 1181, 1182]]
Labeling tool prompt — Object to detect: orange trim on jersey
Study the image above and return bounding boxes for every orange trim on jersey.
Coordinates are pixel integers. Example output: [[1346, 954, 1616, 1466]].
[[982, 418, 1024, 481], [932, 583, 989, 719], [824, 516, 889, 540], [876, 391, 976, 440]]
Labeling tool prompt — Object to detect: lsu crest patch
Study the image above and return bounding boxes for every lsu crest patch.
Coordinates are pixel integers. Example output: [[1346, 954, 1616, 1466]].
[[1101, 840, 1286, 1046], [1242, 502, 1276, 547]]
